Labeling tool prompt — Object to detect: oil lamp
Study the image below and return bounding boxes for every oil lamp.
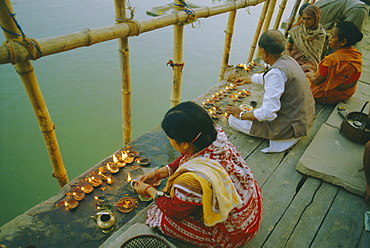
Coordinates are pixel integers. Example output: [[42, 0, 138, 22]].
[[81, 184, 94, 193], [65, 199, 79, 210], [89, 176, 102, 187], [73, 191, 85, 201], [107, 162, 119, 174]]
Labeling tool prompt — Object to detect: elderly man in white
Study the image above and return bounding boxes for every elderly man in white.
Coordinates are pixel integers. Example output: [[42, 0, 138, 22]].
[[226, 30, 315, 153]]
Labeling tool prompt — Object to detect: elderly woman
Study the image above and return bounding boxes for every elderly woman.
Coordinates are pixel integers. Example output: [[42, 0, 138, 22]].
[[133, 101, 262, 248], [285, 4, 326, 76], [310, 21, 363, 105]]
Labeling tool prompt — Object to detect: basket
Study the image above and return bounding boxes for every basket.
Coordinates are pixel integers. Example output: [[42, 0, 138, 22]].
[[340, 101, 370, 144], [120, 234, 172, 248]]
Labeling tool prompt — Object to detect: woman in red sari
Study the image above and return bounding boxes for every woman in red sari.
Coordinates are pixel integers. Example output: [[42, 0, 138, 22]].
[[310, 21, 363, 105], [134, 101, 262, 248]]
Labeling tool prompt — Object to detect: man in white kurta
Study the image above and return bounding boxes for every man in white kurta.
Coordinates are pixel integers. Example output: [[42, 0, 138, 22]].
[[226, 30, 315, 153]]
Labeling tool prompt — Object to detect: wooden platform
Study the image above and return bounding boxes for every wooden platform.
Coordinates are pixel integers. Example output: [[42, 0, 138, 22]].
[[2, 28, 370, 248], [1, 62, 369, 248], [101, 84, 370, 247]]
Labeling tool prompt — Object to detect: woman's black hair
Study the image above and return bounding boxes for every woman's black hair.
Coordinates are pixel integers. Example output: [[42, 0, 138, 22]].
[[258, 30, 286, 55], [335, 21, 363, 47], [161, 101, 217, 150]]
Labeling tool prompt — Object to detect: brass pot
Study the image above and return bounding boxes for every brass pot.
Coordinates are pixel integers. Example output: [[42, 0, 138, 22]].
[[91, 209, 116, 233]]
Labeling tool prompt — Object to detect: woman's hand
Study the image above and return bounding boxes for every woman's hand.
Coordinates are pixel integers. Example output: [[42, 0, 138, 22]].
[[225, 105, 242, 119], [234, 75, 251, 86], [139, 170, 157, 185], [133, 180, 150, 196]]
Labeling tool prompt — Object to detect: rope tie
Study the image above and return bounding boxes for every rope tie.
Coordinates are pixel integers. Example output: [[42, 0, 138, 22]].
[[3, 37, 42, 65], [1, 0, 42, 64], [174, 0, 197, 27], [167, 60, 184, 71]]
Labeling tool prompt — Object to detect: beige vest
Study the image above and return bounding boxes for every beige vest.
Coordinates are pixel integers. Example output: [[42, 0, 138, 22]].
[[250, 55, 315, 140]]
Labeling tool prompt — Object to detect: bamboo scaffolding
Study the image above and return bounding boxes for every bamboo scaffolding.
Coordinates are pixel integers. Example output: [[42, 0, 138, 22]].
[[284, 0, 302, 37], [170, 0, 185, 107], [0, 0, 68, 187], [219, 9, 237, 82], [247, 0, 270, 62], [256, 0, 277, 57], [0, 0, 267, 65], [114, 0, 132, 144], [273, 0, 288, 30]]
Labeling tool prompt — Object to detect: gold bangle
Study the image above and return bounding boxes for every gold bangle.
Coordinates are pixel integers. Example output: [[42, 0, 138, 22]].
[[144, 185, 155, 195]]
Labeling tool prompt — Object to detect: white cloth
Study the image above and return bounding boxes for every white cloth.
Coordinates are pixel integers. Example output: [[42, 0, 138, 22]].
[[228, 115, 300, 153], [261, 138, 300, 153], [228, 68, 298, 153]]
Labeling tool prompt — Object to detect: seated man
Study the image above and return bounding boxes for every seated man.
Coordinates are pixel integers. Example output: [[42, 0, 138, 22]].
[[226, 30, 315, 153]]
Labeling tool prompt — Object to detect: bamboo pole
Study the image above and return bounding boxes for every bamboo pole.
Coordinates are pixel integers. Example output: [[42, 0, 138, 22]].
[[284, 0, 302, 38], [0, 0, 68, 188], [256, 0, 277, 57], [170, 0, 185, 107], [247, 0, 270, 62], [0, 0, 268, 65], [273, 0, 288, 30], [114, 0, 132, 144], [219, 9, 237, 82]]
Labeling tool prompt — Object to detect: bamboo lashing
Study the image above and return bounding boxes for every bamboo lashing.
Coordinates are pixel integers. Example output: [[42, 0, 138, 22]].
[[219, 9, 237, 82], [273, 0, 288, 30], [0, 0, 267, 65], [114, 0, 133, 144], [170, 0, 186, 107], [0, 0, 69, 188], [284, 0, 302, 38], [247, 0, 270, 63], [256, 0, 277, 57]]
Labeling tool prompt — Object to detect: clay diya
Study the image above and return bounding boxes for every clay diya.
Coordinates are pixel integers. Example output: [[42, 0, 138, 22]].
[[65, 199, 79, 210], [135, 158, 150, 166], [73, 191, 85, 201], [99, 169, 113, 180], [106, 163, 119, 174], [211, 94, 220, 101], [239, 104, 254, 112], [206, 98, 215, 104], [115, 197, 138, 213], [89, 176, 103, 187], [81, 184, 94, 193], [121, 151, 135, 164], [112, 154, 125, 168], [95, 196, 108, 206], [129, 151, 140, 158], [202, 102, 213, 109]]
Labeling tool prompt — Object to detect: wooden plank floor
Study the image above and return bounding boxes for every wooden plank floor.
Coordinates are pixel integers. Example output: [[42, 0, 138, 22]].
[[168, 100, 369, 248]]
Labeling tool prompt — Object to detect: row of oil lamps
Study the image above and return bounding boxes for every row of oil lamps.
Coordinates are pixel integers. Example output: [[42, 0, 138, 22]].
[[236, 60, 258, 72], [62, 148, 147, 210], [201, 83, 252, 119]]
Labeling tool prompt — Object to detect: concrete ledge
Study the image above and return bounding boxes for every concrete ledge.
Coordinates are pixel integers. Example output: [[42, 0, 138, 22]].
[[297, 82, 370, 197]]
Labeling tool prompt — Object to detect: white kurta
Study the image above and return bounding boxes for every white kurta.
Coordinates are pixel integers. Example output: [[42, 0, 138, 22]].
[[228, 68, 300, 153]]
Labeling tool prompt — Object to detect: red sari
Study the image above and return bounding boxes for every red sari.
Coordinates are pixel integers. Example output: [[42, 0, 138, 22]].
[[145, 127, 263, 247], [310, 46, 362, 105]]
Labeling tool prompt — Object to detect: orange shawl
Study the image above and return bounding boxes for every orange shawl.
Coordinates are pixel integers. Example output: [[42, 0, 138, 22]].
[[310, 46, 362, 105]]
